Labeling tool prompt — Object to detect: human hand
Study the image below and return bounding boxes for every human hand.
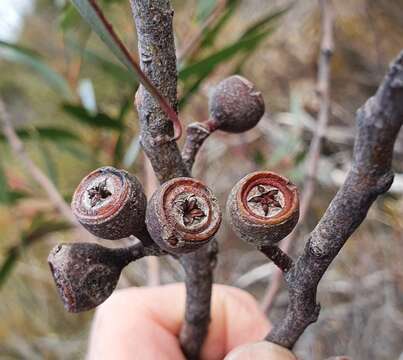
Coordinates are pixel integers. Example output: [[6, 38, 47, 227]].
[[87, 283, 295, 360]]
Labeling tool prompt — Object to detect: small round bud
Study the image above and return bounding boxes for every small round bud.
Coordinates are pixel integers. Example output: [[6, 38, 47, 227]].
[[208, 75, 265, 133], [146, 178, 221, 254], [71, 167, 146, 240], [227, 171, 299, 247], [48, 243, 131, 312]]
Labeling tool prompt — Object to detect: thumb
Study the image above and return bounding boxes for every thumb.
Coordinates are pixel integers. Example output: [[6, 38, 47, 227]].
[[224, 341, 297, 360]]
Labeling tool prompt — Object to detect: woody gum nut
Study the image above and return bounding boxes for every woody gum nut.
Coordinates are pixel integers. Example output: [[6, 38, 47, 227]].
[[208, 75, 265, 133], [224, 341, 297, 360], [48, 243, 131, 312], [71, 166, 147, 240], [146, 177, 222, 254], [227, 171, 299, 247]]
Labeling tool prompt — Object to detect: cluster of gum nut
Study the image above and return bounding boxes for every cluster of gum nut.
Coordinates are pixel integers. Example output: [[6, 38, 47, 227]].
[[47, 75, 299, 313]]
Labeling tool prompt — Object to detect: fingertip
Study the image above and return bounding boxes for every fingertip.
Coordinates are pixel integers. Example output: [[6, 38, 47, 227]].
[[222, 286, 271, 349], [224, 342, 297, 360], [200, 285, 271, 360]]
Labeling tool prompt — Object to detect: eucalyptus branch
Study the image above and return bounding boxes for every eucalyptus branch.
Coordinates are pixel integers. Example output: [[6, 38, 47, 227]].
[[265, 50, 403, 349], [129, 1, 215, 358], [259, 245, 294, 273], [182, 122, 212, 171], [0, 98, 78, 226], [261, 0, 334, 313]]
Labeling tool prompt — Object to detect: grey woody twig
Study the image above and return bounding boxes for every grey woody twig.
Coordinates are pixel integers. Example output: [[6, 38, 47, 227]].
[[129, 1, 216, 358], [182, 122, 212, 171], [261, 0, 335, 313], [0, 98, 78, 226], [265, 50, 403, 349], [259, 245, 294, 273]]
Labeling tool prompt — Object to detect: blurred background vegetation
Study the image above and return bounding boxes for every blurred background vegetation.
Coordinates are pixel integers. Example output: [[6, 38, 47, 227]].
[[1, 0, 403, 359]]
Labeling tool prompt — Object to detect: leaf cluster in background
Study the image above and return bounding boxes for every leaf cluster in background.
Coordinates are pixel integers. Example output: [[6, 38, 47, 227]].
[[178, 1, 291, 107], [0, 0, 288, 286]]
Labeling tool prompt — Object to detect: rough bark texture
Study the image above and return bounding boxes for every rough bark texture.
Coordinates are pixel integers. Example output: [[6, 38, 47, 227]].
[[129, 1, 215, 358], [266, 51, 403, 349], [259, 245, 294, 273], [130, 0, 187, 182], [48, 241, 166, 313], [182, 122, 211, 172]]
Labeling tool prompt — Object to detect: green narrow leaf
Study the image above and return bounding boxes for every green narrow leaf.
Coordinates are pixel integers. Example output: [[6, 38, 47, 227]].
[[66, 39, 136, 85], [0, 40, 72, 99], [38, 143, 59, 187], [179, 76, 205, 109], [198, 0, 240, 51], [54, 141, 94, 163], [240, 5, 291, 39], [60, 3, 84, 31], [70, 0, 134, 70], [70, 0, 180, 137], [196, 0, 217, 22], [0, 220, 71, 288], [180, 4, 289, 104], [62, 103, 123, 129], [0, 126, 81, 143], [0, 161, 27, 205], [6, 191, 27, 204], [0, 161, 10, 203], [32, 127, 81, 141], [0, 248, 18, 287], [179, 31, 270, 81], [232, 6, 291, 73]]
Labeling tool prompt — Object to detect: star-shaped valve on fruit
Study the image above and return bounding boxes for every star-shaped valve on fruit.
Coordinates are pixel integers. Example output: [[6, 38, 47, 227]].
[[247, 185, 282, 216], [182, 196, 206, 226]]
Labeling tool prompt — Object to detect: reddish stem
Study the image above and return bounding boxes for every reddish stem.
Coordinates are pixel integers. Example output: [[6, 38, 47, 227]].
[[88, 0, 182, 140]]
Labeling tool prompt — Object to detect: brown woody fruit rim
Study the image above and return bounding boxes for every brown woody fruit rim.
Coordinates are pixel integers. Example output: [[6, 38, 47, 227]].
[[72, 167, 130, 224], [159, 178, 221, 243], [238, 171, 299, 225]]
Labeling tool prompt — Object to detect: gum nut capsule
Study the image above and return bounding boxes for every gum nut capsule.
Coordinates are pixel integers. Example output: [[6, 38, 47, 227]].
[[227, 171, 299, 247], [71, 167, 147, 240], [146, 177, 222, 254], [48, 243, 131, 312], [208, 75, 265, 133]]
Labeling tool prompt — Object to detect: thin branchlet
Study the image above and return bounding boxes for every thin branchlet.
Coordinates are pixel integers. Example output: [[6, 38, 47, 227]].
[[265, 51, 403, 349]]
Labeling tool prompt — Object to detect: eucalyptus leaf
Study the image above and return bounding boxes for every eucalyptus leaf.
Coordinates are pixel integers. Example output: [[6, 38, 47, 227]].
[[69, 0, 179, 133], [68, 41, 137, 84], [198, 0, 240, 51], [0, 220, 71, 288], [0, 126, 80, 142], [196, 0, 217, 22], [240, 5, 291, 39], [62, 103, 123, 129], [38, 143, 59, 187], [179, 31, 270, 81], [0, 162, 10, 204], [0, 41, 72, 99]]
